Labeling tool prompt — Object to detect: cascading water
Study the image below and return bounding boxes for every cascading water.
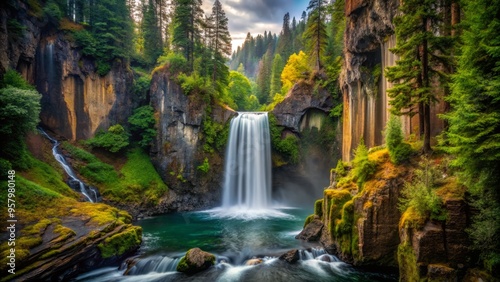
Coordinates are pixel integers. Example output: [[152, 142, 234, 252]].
[[38, 128, 100, 202], [219, 112, 272, 214]]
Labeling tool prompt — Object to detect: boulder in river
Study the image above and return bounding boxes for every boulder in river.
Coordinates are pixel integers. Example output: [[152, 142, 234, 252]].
[[279, 249, 300, 264], [245, 258, 263, 266], [295, 218, 324, 241], [176, 248, 216, 274]]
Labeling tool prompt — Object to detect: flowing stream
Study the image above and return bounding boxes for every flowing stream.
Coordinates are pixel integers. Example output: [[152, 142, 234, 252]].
[[74, 112, 396, 281], [39, 128, 100, 202]]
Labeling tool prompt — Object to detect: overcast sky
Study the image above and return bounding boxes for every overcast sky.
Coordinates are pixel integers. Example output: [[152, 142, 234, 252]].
[[201, 0, 310, 52]]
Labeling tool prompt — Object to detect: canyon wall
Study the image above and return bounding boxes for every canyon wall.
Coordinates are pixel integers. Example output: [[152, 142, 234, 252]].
[[0, 1, 134, 140], [272, 82, 341, 204], [342, 0, 446, 161], [149, 69, 236, 211]]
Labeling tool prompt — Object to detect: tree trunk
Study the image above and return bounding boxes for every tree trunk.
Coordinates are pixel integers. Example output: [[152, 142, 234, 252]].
[[422, 16, 432, 153]]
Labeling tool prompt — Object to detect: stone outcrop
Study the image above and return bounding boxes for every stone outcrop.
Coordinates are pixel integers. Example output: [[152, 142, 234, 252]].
[[176, 248, 216, 274], [150, 69, 235, 212], [7, 209, 141, 281], [295, 218, 324, 242], [341, 0, 446, 161], [299, 149, 406, 266], [0, 1, 134, 141], [399, 199, 471, 280], [272, 82, 334, 134], [271, 82, 341, 205], [279, 249, 300, 264], [35, 35, 134, 140]]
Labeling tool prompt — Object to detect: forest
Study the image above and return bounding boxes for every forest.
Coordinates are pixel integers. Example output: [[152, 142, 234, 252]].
[[0, 0, 499, 281]]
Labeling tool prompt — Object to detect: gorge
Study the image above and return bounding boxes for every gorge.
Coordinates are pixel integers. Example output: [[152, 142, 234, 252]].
[[0, 0, 498, 281]]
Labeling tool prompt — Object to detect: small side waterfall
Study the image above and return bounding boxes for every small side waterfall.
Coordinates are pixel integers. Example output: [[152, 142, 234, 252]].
[[222, 112, 272, 211], [38, 128, 100, 202]]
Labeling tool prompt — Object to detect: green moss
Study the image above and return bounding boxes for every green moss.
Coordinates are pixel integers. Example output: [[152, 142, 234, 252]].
[[314, 199, 323, 218], [177, 255, 189, 272], [398, 243, 420, 282], [98, 225, 142, 259], [62, 144, 168, 204], [268, 113, 300, 164], [303, 214, 315, 228]]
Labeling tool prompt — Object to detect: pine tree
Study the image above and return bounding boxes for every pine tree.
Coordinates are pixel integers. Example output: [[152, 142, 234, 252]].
[[269, 54, 284, 100], [277, 12, 292, 60], [172, 0, 204, 70], [304, 0, 328, 70], [444, 0, 500, 273], [385, 0, 451, 153], [209, 0, 232, 83], [142, 0, 163, 65]]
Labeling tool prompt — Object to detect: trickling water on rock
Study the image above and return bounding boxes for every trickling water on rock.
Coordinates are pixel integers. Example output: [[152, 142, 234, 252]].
[[38, 128, 100, 202]]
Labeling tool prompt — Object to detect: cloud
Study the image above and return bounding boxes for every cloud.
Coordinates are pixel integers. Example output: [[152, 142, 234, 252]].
[[202, 0, 309, 51]]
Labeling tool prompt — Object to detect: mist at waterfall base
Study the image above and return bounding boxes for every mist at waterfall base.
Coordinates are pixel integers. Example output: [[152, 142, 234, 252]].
[[75, 113, 395, 281]]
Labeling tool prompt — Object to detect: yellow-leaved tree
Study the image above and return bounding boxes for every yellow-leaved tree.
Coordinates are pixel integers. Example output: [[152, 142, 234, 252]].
[[280, 51, 310, 94]]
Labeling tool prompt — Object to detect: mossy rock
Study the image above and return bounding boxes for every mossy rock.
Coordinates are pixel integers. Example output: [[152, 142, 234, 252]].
[[176, 248, 216, 274], [314, 199, 323, 218], [98, 225, 142, 259]]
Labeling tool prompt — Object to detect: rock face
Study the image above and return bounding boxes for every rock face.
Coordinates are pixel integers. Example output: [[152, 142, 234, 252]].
[[35, 36, 134, 140], [11, 212, 141, 281], [0, 1, 134, 140], [279, 250, 300, 264], [399, 199, 471, 280], [176, 248, 216, 274], [272, 82, 341, 204], [341, 0, 446, 161], [299, 150, 405, 266], [150, 69, 235, 212], [272, 82, 334, 133], [296, 219, 324, 242]]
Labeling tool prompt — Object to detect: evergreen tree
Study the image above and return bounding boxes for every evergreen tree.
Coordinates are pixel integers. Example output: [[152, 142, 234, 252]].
[[209, 0, 232, 83], [276, 12, 292, 60], [142, 0, 163, 65], [445, 0, 500, 273], [269, 54, 284, 100], [256, 48, 273, 104], [385, 0, 451, 153], [172, 0, 204, 70], [304, 0, 328, 70]]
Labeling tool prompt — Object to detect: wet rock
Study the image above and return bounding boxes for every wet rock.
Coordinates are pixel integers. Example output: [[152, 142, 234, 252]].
[[279, 250, 300, 264], [245, 258, 263, 266], [177, 248, 216, 274], [296, 219, 324, 242], [272, 82, 333, 134], [317, 254, 333, 262], [427, 264, 457, 281], [150, 70, 236, 213]]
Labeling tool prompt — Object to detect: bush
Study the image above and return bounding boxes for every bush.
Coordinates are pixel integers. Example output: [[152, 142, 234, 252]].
[[399, 158, 445, 220], [197, 158, 210, 174], [86, 124, 129, 153], [157, 52, 188, 74], [351, 139, 376, 188], [385, 115, 412, 164], [128, 106, 156, 148], [268, 114, 300, 164]]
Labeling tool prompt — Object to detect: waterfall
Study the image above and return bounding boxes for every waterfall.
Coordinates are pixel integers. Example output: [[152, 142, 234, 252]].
[[222, 112, 272, 210], [38, 128, 100, 203]]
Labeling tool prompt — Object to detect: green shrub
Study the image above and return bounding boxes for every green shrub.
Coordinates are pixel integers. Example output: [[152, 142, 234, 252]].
[[197, 158, 210, 174], [268, 114, 300, 164], [202, 118, 227, 153], [385, 115, 412, 164], [43, 0, 62, 24], [128, 106, 156, 148], [86, 124, 129, 153], [351, 139, 376, 188], [399, 158, 445, 221], [157, 52, 188, 74]]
